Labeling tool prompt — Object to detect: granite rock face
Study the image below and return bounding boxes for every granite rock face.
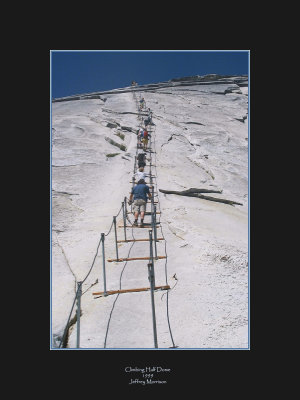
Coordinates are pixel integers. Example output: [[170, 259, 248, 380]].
[[51, 75, 249, 349]]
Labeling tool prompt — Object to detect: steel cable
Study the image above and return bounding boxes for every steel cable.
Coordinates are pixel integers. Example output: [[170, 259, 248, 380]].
[[151, 121, 177, 348], [133, 111, 176, 347], [57, 202, 125, 348], [104, 98, 153, 348], [105, 203, 123, 237], [57, 93, 144, 348], [102, 100, 176, 349], [103, 206, 137, 348]]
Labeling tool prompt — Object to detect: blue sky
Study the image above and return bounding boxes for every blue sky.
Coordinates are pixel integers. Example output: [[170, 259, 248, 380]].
[[51, 50, 249, 99]]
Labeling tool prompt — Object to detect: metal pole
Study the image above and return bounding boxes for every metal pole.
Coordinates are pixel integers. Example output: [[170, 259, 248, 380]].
[[151, 204, 155, 239], [101, 233, 107, 296], [153, 205, 158, 258], [113, 216, 119, 261], [147, 262, 158, 348], [76, 281, 82, 348], [151, 186, 154, 216], [122, 201, 127, 241], [149, 151, 153, 182], [124, 196, 127, 216], [149, 230, 155, 281]]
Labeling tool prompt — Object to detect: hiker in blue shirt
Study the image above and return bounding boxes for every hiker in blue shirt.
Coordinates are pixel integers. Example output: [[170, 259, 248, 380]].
[[128, 179, 152, 227]]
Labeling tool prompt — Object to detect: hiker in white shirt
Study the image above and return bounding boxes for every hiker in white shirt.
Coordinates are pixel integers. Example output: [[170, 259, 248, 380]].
[[137, 127, 144, 148], [134, 167, 146, 182]]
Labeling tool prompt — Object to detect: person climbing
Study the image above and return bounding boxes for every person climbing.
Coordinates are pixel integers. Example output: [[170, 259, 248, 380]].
[[144, 109, 152, 126], [138, 128, 144, 148], [137, 127, 144, 148], [144, 114, 152, 127], [128, 179, 152, 227], [148, 111, 153, 125], [134, 166, 146, 183], [142, 128, 150, 151], [139, 97, 145, 110], [137, 149, 146, 168]]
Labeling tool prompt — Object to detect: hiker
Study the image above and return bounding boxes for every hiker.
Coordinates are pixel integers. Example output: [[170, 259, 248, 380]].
[[137, 127, 144, 148], [147, 111, 154, 126], [142, 129, 150, 150], [138, 128, 144, 148], [137, 150, 146, 168], [128, 179, 152, 227], [144, 116, 150, 127], [134, 166, 146, 183], [144, 109, 152, 126], [139, 97, 145, 109]]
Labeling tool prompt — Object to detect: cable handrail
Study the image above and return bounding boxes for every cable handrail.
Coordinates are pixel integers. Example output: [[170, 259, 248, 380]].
[[57, 202, 124, 348], [56, 91, 176, 349]]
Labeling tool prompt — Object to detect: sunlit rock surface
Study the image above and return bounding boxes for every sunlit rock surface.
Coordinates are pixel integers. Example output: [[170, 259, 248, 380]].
[[51, 75, 248, 349]]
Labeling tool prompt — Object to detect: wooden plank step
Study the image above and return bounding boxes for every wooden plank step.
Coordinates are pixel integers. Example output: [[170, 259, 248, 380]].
[[93, 285, 170, 296], [127, 200, 159, 202], [136, 165, 157, 167], [126, 201, 159, 204], [127, 211, 161, 214], [118, 223, 160, 228], [107, 256, 166, 262], [117, 237, 164, 243]]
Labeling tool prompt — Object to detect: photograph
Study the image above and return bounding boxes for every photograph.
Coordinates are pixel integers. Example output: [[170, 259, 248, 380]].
[[50, 50, 249, 356]]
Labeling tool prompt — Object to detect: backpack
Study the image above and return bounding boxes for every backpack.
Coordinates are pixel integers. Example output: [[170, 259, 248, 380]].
[[138, 160, 146, 168], [143, 130, 148, 138], [137, 153, 145, 162]]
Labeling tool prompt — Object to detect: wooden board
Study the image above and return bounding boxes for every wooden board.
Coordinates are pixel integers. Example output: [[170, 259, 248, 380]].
[[107, 256, 166, 262], [118, 223, 160, 228], [127, 211, 161, 215], [117, 238, 164, 243], [126, 201, 159, 204], [93, 285, 170, 296], [136, 165, 157, 167]]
